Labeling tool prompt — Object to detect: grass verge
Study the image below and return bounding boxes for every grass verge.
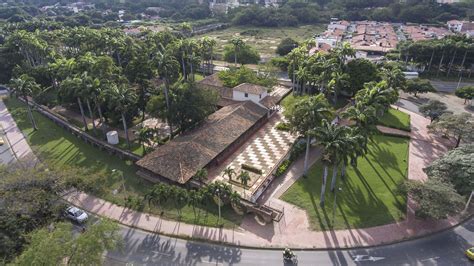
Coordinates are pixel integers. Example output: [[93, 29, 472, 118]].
[[281, 134, 409, 231], [378, 108, 411, 131], [4, 97, 242, 228]]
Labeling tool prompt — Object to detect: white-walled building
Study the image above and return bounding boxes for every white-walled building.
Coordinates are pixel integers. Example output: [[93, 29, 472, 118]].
[[232, 83, 269, 108]]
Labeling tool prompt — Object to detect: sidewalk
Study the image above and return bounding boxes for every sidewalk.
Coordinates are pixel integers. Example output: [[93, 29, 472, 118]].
[[3, 100, 466, 249], [0, 99, 39, 167]]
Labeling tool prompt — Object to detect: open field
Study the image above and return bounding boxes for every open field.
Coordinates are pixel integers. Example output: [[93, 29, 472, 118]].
[[281, 134, 409, 231], [5, 97, 242, 228], [194, 25, 324, 60]]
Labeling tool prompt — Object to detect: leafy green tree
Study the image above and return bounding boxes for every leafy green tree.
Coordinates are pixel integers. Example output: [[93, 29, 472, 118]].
[[276, 37, 298, 56], [428, 112, 473, 148], [0, 165, 104, 262], [346, 58, 379, 96], [285, 93, 333, 176], [455, 86, 474, 105], [403, 78, 436, 97], [147, 82, 218, 133], [401, 178, 464, 219], [9, 74, 40, 130], [14, 220, 122, 265], [224, 39, 260, 65], [424, 144, 474, 196], [218, 66, 276, 88], [419, 100, 450, 123]]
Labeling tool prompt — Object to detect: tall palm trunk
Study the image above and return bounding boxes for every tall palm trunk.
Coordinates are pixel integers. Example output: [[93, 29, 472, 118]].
[[121, 112, 130, 149], [428, 49, 435, 72], [447, 48, 457, 77], [303, 134, 311, 176], [234, 47, 238, 66], [459, 50, 468, 77], [181, 53, 186, 80], [77, 97, 88, 131], [163, 81, 173, 138], [320, 164, 328, 207], [94, 96, 105, 135], [436, 50, 445, 78], [340, 163, 347, 179], [24, 96, 38, 130], [330, 164, 338, 192], [86, 99, 97, 133]]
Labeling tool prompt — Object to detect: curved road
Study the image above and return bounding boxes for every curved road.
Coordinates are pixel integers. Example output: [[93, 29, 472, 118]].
[[105, 217, 473, 265]]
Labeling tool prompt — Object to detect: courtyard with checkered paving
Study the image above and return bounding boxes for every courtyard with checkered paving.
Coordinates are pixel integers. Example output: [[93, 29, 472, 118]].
[[209, 112, 296, 200]]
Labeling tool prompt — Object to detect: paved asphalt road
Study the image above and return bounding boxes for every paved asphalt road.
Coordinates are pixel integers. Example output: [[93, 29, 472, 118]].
[[429, 80, 474, 93], [104, 217, 473, 266]]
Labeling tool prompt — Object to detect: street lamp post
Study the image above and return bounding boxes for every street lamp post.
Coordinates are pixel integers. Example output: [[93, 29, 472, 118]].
[[332, 187, 342, 227], [216, 188, 221, 224]]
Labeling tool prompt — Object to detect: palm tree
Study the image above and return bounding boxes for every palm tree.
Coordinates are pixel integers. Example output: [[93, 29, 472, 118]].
[[173, 187, 189, 217], [237, 171, 250, 187], [137, 127, 155, 154], [285, 93, 333, 176], [9, 74, 40, 130], [199, 37, 217, 75], [328, 70, 349, 105], [154, 46, 180, 137], [313, 120, 349, 205], [145, 183, 169, 209], [223, 167, 236, 181], [105, 83, 137, 149], [230, 37, 244, 66], [188, 190, 202, 218]]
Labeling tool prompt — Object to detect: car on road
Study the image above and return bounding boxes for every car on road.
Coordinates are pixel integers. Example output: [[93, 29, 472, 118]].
[[466, 247, 474, 260], [0, 85, 8, 95], [0, 137, 4, 146], [65, 206, 88, 223]]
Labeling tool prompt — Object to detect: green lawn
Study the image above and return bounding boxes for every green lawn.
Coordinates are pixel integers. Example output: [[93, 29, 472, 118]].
[[5, 97, 242, 228], [281, 134, 409, 231], [378, 108, 411, 131]]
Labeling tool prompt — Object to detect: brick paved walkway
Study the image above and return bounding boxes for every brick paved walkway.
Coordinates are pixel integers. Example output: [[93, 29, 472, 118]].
[[4, 100, 466, 249], [0, 99, 39, 167]]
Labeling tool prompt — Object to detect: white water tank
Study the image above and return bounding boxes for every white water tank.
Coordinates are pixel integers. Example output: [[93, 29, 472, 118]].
[[106, 131, 119, 145]]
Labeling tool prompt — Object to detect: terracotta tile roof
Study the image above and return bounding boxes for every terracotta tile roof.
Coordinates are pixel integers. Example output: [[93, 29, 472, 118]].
[[197, 73, 233, 99], [233, 83, 268, 95], [259, 95, 278, 109], [136, 101, 268, 184]]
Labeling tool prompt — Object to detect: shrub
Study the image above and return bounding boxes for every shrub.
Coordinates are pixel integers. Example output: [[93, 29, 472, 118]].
[[241, 163, 262, 175], [270, 57, 289, 71], [276, 37, 298, 56], [275, 159, 291, 177], [276, 122, 290, 131]]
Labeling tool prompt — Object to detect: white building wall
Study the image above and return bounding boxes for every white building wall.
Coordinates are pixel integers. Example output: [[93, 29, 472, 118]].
[[232, 91, 268, 107]]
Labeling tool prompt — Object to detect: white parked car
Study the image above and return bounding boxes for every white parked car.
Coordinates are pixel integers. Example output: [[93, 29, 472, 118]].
[[65, 206, 88, 223]]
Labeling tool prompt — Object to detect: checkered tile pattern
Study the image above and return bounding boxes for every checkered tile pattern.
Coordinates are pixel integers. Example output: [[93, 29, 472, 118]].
[[216, 114, 296, 199]]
